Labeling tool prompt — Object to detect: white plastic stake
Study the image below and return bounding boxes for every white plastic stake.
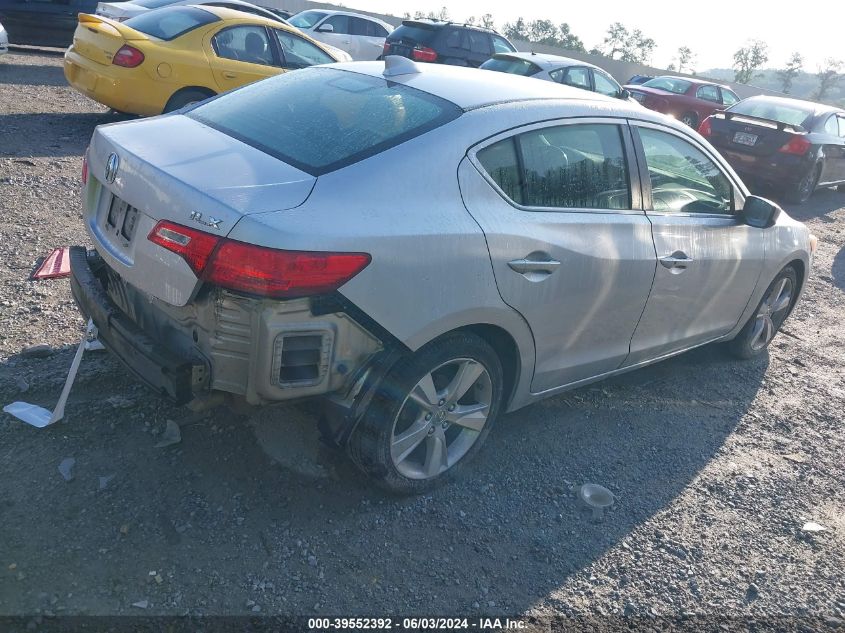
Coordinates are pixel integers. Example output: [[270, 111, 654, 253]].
[[3, 319, 98, 428]]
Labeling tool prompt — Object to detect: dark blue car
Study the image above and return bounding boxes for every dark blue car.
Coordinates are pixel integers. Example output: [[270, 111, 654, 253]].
[[0, 0, 97, 48]]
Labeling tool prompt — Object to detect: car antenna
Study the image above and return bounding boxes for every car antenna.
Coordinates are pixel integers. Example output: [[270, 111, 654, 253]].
[[383, 55, 422, 77]]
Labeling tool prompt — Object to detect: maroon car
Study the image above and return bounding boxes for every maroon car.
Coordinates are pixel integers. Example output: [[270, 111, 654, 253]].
[[625, 76, 740, 128]]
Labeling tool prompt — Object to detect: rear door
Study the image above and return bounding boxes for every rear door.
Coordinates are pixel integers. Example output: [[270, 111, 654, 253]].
[[460, 118, 656, 392], [206, 24, 279, 92], [625, 122, 765, 364], [349, 16, 388, 60]]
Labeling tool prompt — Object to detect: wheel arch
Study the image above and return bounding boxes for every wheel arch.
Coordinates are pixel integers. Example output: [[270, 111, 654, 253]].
[[164, 85, 217, 113], [456, 323, 521, 412]]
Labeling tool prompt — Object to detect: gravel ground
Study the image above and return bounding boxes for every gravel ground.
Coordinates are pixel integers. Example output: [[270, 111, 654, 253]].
[[1, 51, 844, 625]]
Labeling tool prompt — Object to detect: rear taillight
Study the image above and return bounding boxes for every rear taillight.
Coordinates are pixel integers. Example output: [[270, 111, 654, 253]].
[[383, 41, 390, 55], [778, 135, 811, 156], [148, 221, 220, 274], [112, 44, 145, 68], [82, 150, 88, 185], [412, 46, 437, 62], [147, 221, 371, 299], [698, 117, 712, 137]]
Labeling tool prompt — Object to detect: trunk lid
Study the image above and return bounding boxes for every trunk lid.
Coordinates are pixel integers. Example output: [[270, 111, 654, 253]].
[[706, 112, 805, 157], [71, 13, 146, 66], [85, 115, 316, 306]]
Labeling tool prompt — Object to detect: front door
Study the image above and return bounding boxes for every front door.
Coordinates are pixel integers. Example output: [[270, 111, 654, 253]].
[[625, 122, 765, 365], [459, 119, 656, 392], [206, 24, 279, 93]]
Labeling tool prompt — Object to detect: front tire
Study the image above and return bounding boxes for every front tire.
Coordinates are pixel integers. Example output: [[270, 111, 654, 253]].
[[349, 332, 503, 495], [728, 266, 798, 359]]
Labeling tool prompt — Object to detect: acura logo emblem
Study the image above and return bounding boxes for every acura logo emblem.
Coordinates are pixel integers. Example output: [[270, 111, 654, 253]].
[[105, 153, 120, 183]]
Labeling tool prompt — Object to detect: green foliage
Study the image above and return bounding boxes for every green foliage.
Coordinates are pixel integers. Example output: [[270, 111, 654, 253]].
[[733, 40, 768, 84], [598, 22, 655, 63], [502, 16, 584, 51]]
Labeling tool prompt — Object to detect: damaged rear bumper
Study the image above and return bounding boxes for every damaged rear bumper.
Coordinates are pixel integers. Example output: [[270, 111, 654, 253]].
[[68, 246, 208, 404]]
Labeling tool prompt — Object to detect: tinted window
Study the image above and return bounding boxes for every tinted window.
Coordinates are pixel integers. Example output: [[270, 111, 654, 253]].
[[289, 10, 326, 29], [189, 68, 462, 175], [728, 98, 814, 128], [721, 89, 739, 106], [274, 29, 334, 67], [839, 116, 845, 138], [824, 115, 839, 136], [467, 31, 489, 54], [643, 77, 692, 94], [213, 25, 273, 65], [350, 17, 386, 37], [639, 127, 732, 214], [131, 0, 178, 9], [696, 85, 720, 102], [478, 124, 631, 211], [444, 28, 462, 48], [593, 71, 620, 97], [563, 67, 590, 90], [492, 35, 515, 54], [479, 56, 540, 76], [125, 7, 218, 41], [389, 23, 437, 45], [323, 14, 349, 34]]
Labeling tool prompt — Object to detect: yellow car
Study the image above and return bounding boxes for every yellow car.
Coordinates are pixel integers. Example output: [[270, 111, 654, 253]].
[[64, 5, 342, 115]]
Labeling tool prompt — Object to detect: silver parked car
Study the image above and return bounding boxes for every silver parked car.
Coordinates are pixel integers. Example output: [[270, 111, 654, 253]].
[[0, 20, 8, 55], [288, 9, 392, 61], [71, 57, 815, 494]]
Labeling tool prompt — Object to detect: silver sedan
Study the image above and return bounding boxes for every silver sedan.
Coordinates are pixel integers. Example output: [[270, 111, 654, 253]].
[[70, 56, 816, 493]]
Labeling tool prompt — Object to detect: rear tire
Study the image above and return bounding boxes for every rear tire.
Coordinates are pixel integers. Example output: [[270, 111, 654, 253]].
[[728, 266, 798, 359], [786, 164, 821, 204], [348, 332, 503, 495], [680, 112, 698, 128], [163, 87, 215, 114]]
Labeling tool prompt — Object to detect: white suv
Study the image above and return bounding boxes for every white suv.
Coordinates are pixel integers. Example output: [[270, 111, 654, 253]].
[[288, 9, 392, 61]]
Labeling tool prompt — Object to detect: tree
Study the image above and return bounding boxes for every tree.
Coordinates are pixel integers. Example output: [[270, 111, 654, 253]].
[[674, 46, 695, 74], [814, 58, 843, 101], [776, 52, 803, 94], [464, 15, 476, 25], [481, 14, 495, 30], [558, 23, 585, 52], [625, 29, 655, 64], [503, 17, 528, 41], [527, 19, 559, 45], [733, 40, 768, 84], [600, 22, 628, 60], [598, 23, 655, 63]]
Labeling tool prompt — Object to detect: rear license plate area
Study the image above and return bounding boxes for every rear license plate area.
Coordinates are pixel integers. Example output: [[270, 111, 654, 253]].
[[105, 195, 140, 243], [733, 131, 758, 146]]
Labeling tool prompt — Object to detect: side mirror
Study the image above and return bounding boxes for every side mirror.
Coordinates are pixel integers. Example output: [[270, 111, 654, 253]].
[[316, 23, 334, 33], [741, 195, 781, 228], [618, 88, 631, 100]]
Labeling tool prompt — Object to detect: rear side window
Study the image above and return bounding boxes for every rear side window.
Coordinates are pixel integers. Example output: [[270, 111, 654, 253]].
[[643, 77, 692, 94], [478, 124, 631, 211], [480, 56, 541, 77], [696, 85, 720, 102], [323, 14, 349, 34], [131, 0, 178, 8], [638, 127, 732, 214], [189, 68, 462, 175], [289, 10, 326, 29], [824, 115, 839, 136], [350, 17, 387, 37], [125, 6, 218, 40]]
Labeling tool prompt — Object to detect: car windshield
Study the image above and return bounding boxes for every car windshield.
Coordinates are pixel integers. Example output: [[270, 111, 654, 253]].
[[642, 77, 692, 94], [480, 56, 542, 77], [188, 68, 462, 175], [728, 99, 814, 128], [131, 0, 180, 9], [289, 10, 327, 28], [124, 6, 218, 40]]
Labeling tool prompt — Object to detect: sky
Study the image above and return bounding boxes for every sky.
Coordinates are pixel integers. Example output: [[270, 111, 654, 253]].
[[347, 0, 842, 72]]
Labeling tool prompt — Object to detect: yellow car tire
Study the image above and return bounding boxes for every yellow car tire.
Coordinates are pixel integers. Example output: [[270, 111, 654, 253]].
[[163, 87, 216, 114]]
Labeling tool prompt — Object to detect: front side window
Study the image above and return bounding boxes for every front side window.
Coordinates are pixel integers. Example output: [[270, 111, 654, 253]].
[[274, 29, 335, 67], [696, 85, 720, 103], [213, 25, 273, 65], [322, 14, 349, 34], [593, 71, 620, 97], [189, 68, 462, 175], [289, 10, 326, 29], [642, 77, 692, 94], [639, 127, 733, 214], [492, 35, 515, 54], [477, 124, 631, 211], [838, 116, 845, 138], [824, 115, 840, 136], [721, 89, 739, 106]]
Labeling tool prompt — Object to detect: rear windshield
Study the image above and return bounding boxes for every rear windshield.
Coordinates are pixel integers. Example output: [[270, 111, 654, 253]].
[[131, 0, 179, 8], [289, 10, 326, 29], [728, 99, 814, 128], [480, 56, 541, 77], [188, 68, 462, 175], [643, 77, 692, 94], [125, 6, 218, 40], [389, 23, 437, 44]]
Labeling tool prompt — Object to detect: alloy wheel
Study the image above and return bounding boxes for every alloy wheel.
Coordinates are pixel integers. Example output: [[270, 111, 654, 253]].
[[749, 277, 794, 351], [390, 358, 493, 480]]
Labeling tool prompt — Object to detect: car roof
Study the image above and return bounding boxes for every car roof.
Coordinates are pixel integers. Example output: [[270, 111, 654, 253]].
[[400, 19, 500, 34], [493, 51, 601, 72], [735, 94, 843, 117], [293, 9, 392, 28], [333, 60, 644, 113]]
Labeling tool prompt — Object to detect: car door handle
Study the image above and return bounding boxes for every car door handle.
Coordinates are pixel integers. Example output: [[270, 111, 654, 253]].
[[659, 252, 694, 271], [222, 71, 237, 79], [508, 258, 561, 275]]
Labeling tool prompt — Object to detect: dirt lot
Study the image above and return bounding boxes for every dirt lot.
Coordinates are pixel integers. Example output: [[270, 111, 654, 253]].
[[1, 51, 844, 624]]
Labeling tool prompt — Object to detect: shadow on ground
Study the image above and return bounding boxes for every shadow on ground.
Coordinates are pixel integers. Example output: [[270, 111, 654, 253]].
[[0, 342, 768, 615], [0, 112, 130, 158], [0, 62, 67, 87]]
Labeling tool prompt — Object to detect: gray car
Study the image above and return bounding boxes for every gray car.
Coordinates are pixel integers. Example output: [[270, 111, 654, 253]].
[[70, 57, 815, 494]]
